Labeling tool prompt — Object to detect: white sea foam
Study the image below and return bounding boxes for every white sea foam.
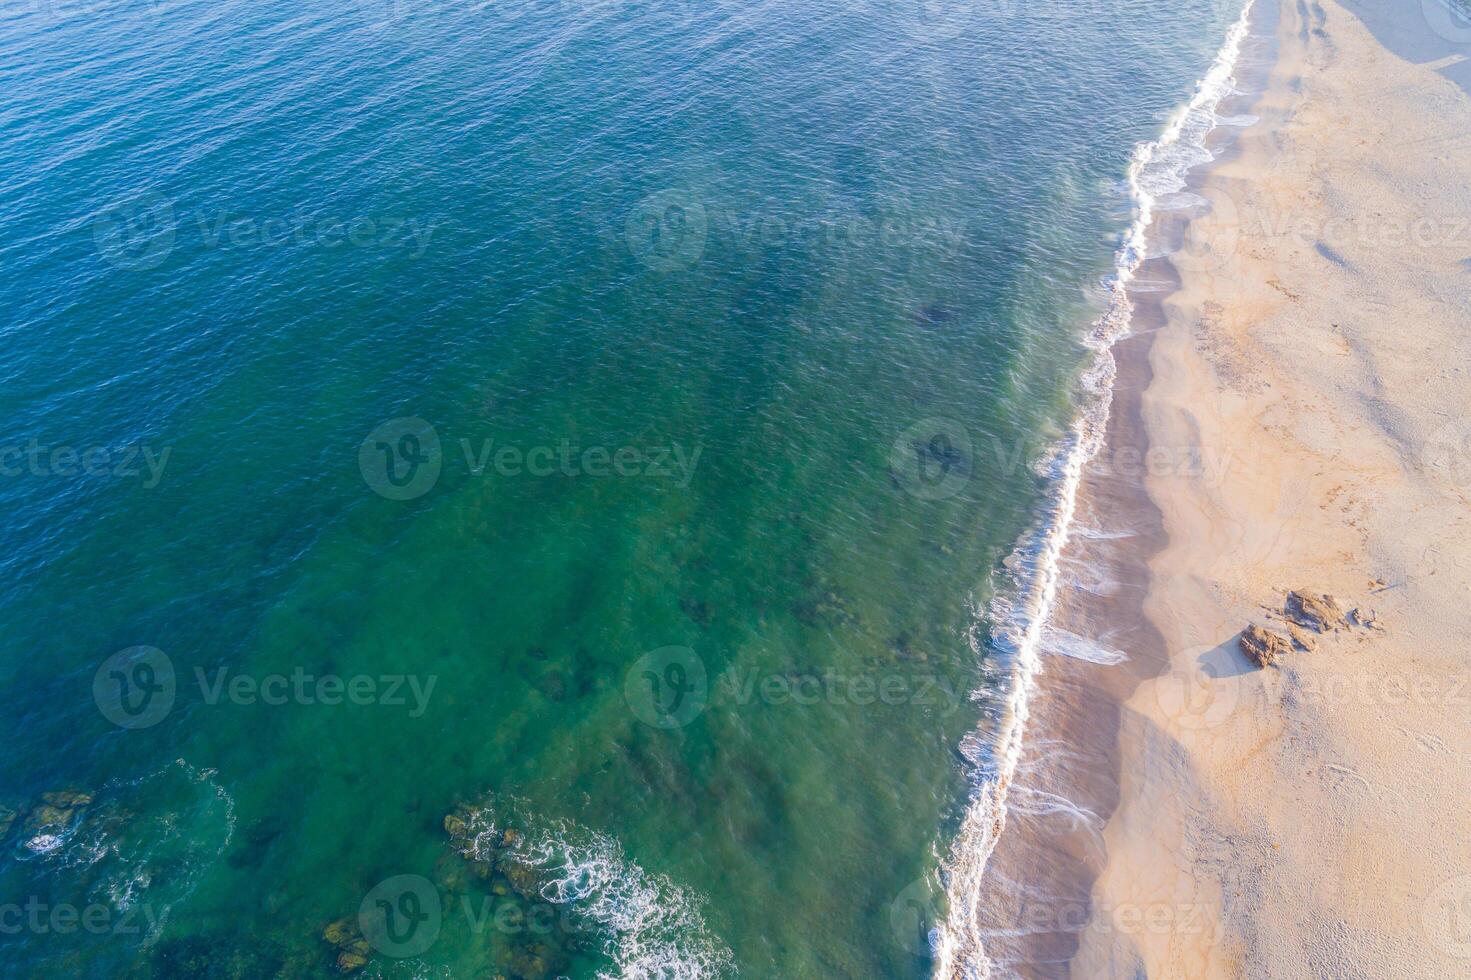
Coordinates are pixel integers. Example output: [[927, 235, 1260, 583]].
[[1070, 524, 1136, 541], [1154, 190, 1211, 211], [532, 829, 733, 980], [1039, 625, 1127, 666], [461, 796, 734, 979], [933, 5, 1257, 977], [1057, 554, 1124, 598], [1006, 786, 1103, 834], [58, 760, 236, 946], [1120, 277, 1175, 294]]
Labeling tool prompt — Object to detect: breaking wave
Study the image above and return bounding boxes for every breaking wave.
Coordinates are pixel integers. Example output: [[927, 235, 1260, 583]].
[[457, 795, 734, 979]]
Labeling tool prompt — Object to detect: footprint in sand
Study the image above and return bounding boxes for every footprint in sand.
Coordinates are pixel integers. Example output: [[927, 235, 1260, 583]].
[[1402, 729, 1448, 754], [1322, 763, 1371, 795]]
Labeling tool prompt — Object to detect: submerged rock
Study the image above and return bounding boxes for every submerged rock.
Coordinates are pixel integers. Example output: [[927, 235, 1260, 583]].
[[502, 859, 541, 901], [228, 815, 285, 869], [1241, 624, 1291, 668], [916, 302, 955, 327], [508, 938, 568, 980], [322, 916, 371, 974], [679, 596, 712, 628], [444, 800, 529, 892], [793, 588, 858, 628], [1285, 590, 1346, 632], [444, 801, 489, 858], [322, 917, 356, 948], [25, 806, 73, 832], [444, 801, 513, 858], [335, 950, 369, 974], [20, 790, 93, 851], [444, 811, 470, 841], [446, 799, 535, 887], [888, 631, 931, 664], [0, 805, 16, 840]]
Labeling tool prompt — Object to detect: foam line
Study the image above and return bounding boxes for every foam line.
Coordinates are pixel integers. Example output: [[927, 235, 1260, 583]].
[[932, 4, 1257, 975]]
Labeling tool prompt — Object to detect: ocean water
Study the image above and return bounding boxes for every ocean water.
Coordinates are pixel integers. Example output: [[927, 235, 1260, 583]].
[[0, 1, 1247, 977]]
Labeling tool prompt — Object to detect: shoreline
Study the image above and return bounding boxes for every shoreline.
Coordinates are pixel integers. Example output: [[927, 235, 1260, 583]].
[[934, 5, 1264, 975], [1076, 0, 1471, 975]]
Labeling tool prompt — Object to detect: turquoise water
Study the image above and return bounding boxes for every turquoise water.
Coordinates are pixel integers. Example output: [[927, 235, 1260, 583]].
[[0, 1, 1240, 976]]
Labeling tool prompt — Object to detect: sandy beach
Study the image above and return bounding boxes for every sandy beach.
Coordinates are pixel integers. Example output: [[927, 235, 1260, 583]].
[[1066, 0, 1471, 975]]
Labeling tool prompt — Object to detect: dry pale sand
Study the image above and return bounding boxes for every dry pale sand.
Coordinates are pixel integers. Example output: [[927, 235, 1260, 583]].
[[1073, 0, 1471, 977]]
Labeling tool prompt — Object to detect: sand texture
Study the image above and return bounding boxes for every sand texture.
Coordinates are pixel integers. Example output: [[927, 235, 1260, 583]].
[[1074, 0, 1471, 976]]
